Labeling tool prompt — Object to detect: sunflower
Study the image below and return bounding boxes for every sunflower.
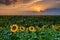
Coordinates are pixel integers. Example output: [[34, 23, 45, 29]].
[[57, 26, 60, 30], [36, 26, 41, 30], [29, 26, 36, 32], [10, 24, 18, 33], [41, 25, 47, 30], [0, 27, 3, 30], [26, 28, 28, 31], [52, 25, 56, 30], [20, 26, 25, 31]]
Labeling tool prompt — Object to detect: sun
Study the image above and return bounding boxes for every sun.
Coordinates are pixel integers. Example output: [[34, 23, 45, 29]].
[[30, 5, 41, 12], [34, 6, 41, 12], [30, 4, 46, 12]]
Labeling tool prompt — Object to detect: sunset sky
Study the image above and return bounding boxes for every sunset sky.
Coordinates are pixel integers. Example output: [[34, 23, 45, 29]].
[[0, 0, 60, 15]]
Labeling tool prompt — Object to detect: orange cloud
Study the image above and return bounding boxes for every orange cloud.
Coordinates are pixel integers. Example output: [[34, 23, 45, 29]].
[[0, 0, 43, 15], [0, 4, 47, 15], [0, 0, 60, 15]]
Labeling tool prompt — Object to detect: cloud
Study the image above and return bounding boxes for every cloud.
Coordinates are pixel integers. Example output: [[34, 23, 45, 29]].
[[0, 0, 60, 15]]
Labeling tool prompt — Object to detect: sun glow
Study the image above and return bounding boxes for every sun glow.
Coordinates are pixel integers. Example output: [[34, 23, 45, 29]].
[[30, 4, 46, 12], [33, 5, 41, 12]]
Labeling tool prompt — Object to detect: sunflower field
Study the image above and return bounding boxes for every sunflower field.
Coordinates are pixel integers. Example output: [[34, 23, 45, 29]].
[[0, 16, 60, 40]]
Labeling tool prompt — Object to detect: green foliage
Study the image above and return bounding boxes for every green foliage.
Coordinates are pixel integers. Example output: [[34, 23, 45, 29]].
[[0, 26, 60, 40], [0, 16, 60, 40]]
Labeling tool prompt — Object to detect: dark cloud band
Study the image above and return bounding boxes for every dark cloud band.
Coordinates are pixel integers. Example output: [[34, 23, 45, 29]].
[[0, 0, 18, 5], [0, 0, 32, 5]]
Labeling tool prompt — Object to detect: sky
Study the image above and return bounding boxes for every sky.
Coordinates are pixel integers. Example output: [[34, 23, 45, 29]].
[[0, 0, 60, 15]]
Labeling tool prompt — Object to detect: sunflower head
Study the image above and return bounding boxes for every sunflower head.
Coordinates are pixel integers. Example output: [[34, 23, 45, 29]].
[[52, 25, 56, 30], [26, 28, 28, 31], [10, 24, 18, 33], [52, 25, 60, 30], [20, 26, 25, 31], [58, 26, 60, 30], [41, 25, 47, 30], [36, 26, 41, 30], [0, 27, 3, 30], [29, 26, 36, 32]]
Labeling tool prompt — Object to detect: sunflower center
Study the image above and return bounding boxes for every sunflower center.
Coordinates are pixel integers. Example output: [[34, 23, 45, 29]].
[[31, 27, 33, 30], [12, 26, 16, 30], [21, 27, 23, 30]]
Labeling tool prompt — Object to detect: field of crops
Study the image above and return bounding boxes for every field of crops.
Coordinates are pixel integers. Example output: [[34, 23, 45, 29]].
[[0, 16, 60, 40]]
